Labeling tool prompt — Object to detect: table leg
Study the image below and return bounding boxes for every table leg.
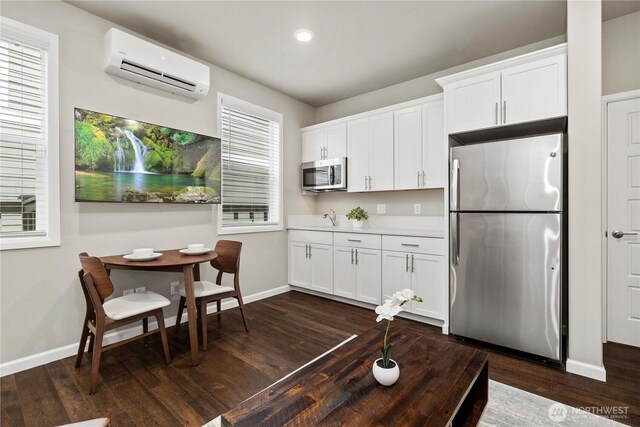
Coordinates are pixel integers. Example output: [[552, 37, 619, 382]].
[[183, 265, 200, 366]]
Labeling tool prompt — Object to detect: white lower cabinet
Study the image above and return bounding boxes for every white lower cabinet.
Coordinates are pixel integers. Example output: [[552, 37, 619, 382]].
[[289, 230, 444, 322], [334, 246, 381, 305], [381, 235, 445, 320], [288, 231, 333, 294]]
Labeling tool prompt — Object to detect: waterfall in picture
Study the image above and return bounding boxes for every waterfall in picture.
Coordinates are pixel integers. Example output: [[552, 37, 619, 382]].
[[115, 127, 148, 173], [113, 134, 125, 171]]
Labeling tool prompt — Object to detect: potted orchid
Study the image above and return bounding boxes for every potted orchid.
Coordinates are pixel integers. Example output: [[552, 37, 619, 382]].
[[372, 289, 423, 386]]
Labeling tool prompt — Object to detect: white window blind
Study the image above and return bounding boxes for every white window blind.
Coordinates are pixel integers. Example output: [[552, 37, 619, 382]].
[[220, 97, 281, 230], [0, 17, 59, 249]]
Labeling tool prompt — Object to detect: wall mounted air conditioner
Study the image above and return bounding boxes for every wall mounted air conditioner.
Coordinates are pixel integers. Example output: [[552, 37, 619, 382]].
[[104, 28, 210, 100]]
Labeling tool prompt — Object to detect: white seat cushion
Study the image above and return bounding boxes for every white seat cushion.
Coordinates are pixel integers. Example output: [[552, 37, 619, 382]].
[[178, 281, 235, 298], [103, 290, 170, 320]]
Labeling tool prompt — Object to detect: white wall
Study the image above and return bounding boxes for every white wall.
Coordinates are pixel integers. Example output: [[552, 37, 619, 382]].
[[0, 1, 315, 364], [603, 11, 640, 95], [566, 0, 606, 380]]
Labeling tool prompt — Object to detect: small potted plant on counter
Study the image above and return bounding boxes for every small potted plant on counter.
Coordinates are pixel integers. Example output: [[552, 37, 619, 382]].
[[346, 206, 368, 228]]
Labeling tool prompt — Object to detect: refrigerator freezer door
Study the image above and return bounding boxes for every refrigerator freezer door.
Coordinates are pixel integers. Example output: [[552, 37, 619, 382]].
[[450, 212, 561, 360], [451, 134, 562, 211]]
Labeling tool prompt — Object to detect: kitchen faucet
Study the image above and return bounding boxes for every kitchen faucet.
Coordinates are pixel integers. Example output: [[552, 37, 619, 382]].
[[323, 209, 337, 226]]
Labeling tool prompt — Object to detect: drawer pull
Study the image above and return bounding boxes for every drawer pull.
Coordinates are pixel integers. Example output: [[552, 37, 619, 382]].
[[401, 243, 419, 247], [347, 239, 362, 242]]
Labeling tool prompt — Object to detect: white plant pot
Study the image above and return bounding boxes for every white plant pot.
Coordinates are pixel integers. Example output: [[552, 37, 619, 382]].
[[372, 358, 400, 386], [352, 219, 364, 229]]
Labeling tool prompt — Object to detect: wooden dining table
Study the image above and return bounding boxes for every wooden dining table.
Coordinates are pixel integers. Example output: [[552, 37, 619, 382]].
[[100, 249, 218, 366]]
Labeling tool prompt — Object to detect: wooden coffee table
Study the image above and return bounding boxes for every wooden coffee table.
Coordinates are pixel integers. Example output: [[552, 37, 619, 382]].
[[222, 323, 489, 426]]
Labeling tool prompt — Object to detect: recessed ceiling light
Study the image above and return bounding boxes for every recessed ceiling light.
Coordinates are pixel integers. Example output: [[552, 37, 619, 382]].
[[295, 29, 314, 43]]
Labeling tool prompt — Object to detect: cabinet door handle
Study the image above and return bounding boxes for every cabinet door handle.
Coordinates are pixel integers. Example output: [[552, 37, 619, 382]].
[[305, 244, 309, 258], [355, 249, 359, 265], [351, 248, 354, 264], [369, 176, 372, 190], [364, 176, 368, 190], [347, 239, 361, 242], [411, 255, 415, 272], [503, 100, 507, 124], [405, 254, 409, 272], [308, 245, 312, 258], [495, 102, 498, 125], [417, 171, 421, 187], [422, 171, 426, 187], [401, 243, 419, 247]]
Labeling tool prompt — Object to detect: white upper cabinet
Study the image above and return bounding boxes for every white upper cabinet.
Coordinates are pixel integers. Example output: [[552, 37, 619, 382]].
[[501, 54, 567, 126], [394, 106, 423, 190], [394, 100, 445, 190], [438, 44, 567, 134], [446, 72, 501, 134], [301, 123, 347, 162], [347, 113, 393, 192], [368, 112, 394, 191]]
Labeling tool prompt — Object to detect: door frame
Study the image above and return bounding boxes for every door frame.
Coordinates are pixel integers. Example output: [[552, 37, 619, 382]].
[[601, 89, 640, 343]]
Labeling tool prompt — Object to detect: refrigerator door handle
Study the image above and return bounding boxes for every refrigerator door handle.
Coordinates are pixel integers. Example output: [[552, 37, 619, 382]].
[[451, 159, 460, 211], [451, 213, 460, 265]]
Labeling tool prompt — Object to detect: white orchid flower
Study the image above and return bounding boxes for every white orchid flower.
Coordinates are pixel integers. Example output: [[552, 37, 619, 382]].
[[375, 303, 403, 322], [395, 288, 415, 302]]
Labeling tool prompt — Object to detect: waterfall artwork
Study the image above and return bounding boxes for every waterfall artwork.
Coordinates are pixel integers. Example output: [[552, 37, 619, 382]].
[[74, 108, 221, 203]]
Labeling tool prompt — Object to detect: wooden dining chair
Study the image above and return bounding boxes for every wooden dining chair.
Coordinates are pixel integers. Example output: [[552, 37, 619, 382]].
[[76, 253, 171, 394], [175, 240, 248, 350]]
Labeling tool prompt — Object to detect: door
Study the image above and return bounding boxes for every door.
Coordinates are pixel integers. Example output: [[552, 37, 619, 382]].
[[412, 253, 444, 320], [347, 118, 369, 192], [501, 54, 567, 126], [356, 249, 382, 304], [394, 106, 422, 190], [422, 102, 445, 188], [607, 96, 640, 347], [302, 129, 325, 163], [309, 243, 333, 294], [451, 134, 563, 212], [447, 71, 501, 133], [450, 212, 561, 360], [334, 246, 356, 299], [369, 112, 394, 191], [289, 241, 310, 288], [325, 123, 347, 159], [382, 251, 412, 311]]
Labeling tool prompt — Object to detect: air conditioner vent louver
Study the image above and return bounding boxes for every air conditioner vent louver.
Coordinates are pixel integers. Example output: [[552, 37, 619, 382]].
[[120, 60, 197, 92], [104, 28, 209, 100]]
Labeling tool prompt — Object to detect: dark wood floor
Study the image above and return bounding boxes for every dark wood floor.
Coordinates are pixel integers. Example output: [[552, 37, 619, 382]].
[[2, 291, 639, 426]]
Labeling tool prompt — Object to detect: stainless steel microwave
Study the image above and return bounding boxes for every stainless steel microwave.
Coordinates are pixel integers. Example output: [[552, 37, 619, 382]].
[[301, 157, 347, 192]]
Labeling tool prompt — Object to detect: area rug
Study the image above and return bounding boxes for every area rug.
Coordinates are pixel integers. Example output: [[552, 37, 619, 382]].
[[204, 335, 625, 427]]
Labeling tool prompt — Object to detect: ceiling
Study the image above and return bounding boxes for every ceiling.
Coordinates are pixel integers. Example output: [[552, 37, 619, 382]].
[[67, 0, 640, 107]]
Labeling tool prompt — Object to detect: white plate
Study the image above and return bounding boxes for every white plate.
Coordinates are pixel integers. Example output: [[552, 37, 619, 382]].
[[123, 252, 163, 261], [179, 248, 212, 256]]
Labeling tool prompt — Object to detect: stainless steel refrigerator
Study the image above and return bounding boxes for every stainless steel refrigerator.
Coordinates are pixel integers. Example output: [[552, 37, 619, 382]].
[[450, 133, 564, 361]]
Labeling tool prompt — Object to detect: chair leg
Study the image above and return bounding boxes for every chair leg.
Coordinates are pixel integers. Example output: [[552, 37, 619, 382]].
[[142, 317, 149, 348], [216, 300, 222, 324], [200, 299, 208, 351], [174, 296, 186, 337], [75, 321, 90, 369], [88, 331, 95, 353], [155, 311, 171, 365], [89, 328, 104, 395], [237, 294, 249, 332]]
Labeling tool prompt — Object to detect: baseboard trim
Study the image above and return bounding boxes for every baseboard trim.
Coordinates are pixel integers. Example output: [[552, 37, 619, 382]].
[[0, 285, 291, 377], [566, 358, 607, 382]]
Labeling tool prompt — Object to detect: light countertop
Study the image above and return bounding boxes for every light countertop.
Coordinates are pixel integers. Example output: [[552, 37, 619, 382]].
[[287, 224, 444, 239]]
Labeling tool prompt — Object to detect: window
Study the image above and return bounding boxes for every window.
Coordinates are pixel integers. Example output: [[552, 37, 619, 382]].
[[0, 17, 59, 250], [218, 93, 282, 234]]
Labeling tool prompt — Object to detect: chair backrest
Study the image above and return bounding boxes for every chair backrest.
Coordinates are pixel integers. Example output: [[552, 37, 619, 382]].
[[78, 253, 114, 302], [211, 240, 242, 276]]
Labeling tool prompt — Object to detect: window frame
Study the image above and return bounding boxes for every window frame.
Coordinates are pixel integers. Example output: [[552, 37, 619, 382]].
[[0, 17, 60, 251], [216, 92, 283, 235]]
